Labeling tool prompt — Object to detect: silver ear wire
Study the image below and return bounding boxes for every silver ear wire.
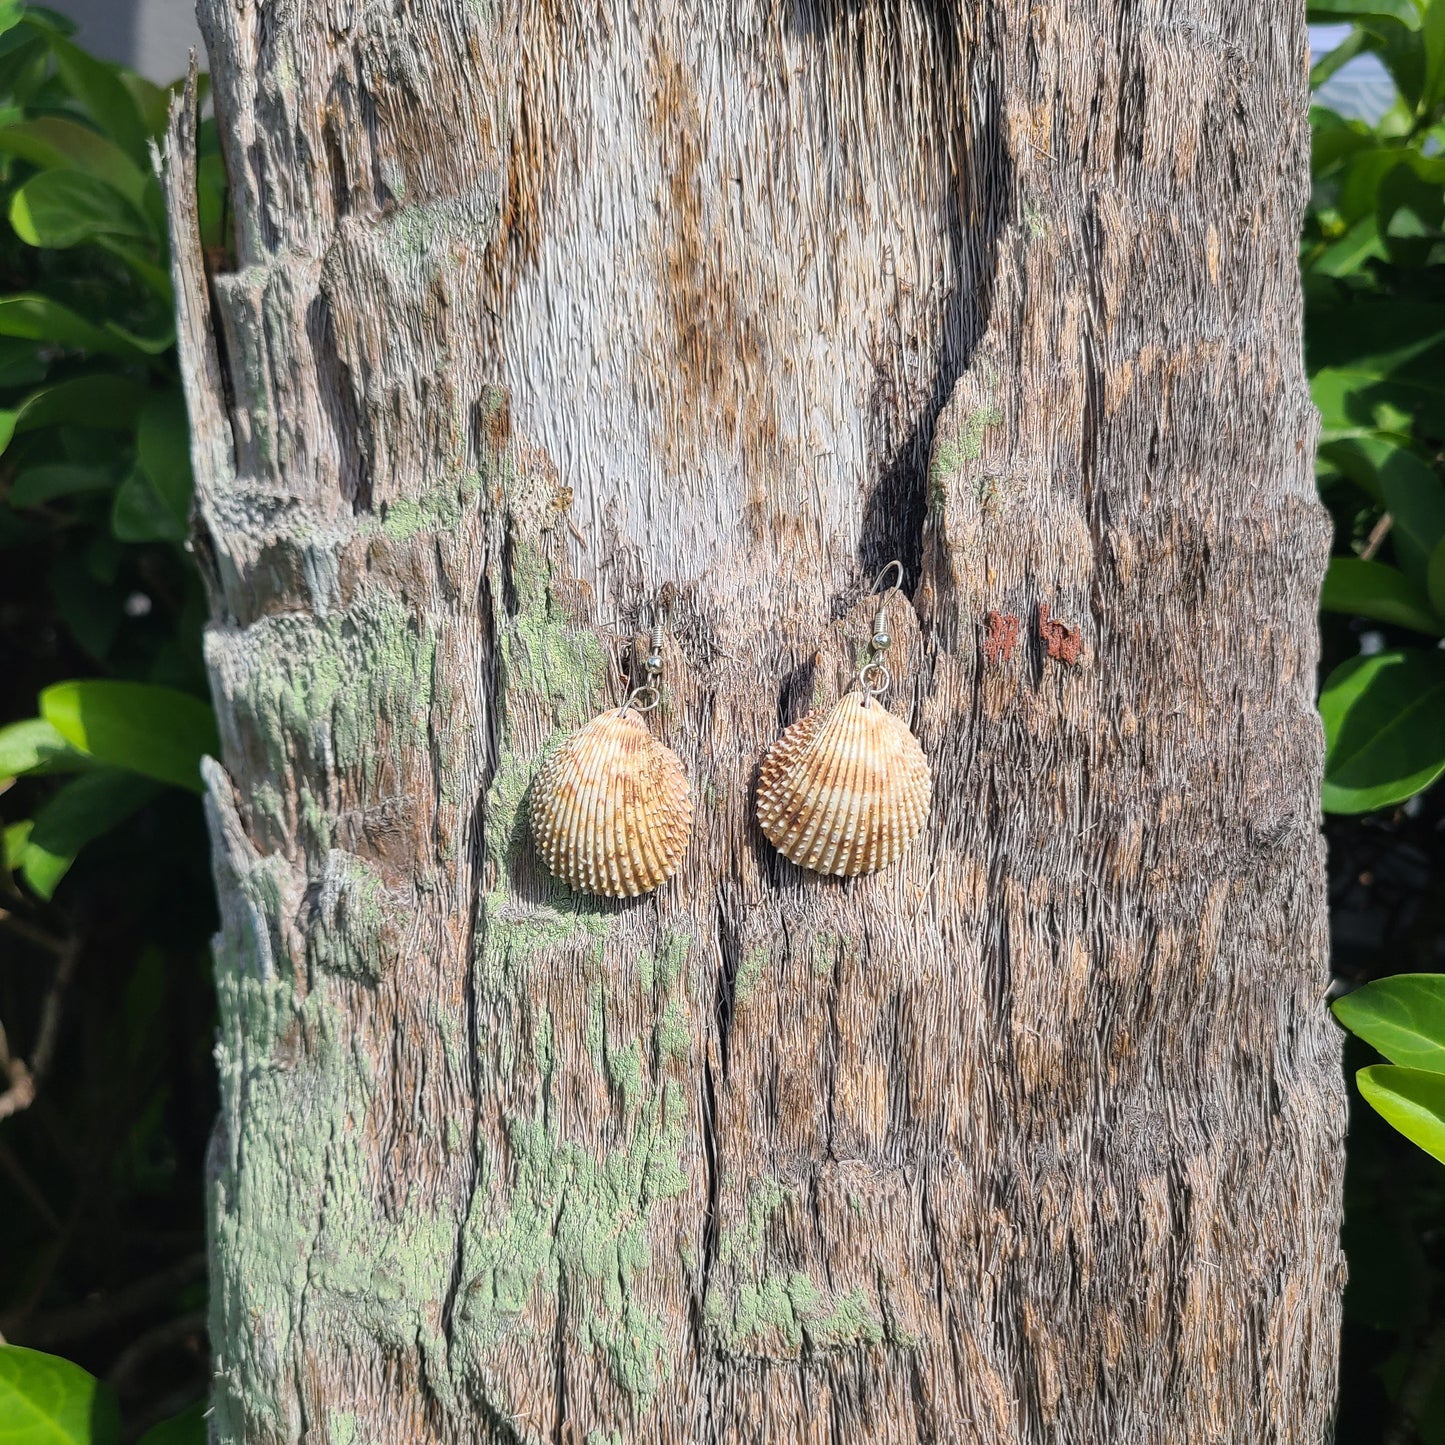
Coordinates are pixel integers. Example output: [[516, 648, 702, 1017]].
[[622, 585, 675, 715], [868, 560, 904, 652]]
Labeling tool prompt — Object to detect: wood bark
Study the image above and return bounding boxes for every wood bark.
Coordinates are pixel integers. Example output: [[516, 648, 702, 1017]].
[[165, 2, 1344, 1441]]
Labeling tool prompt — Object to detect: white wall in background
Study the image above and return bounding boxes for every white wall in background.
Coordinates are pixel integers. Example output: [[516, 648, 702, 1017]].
[[46, 0, 202, 83]]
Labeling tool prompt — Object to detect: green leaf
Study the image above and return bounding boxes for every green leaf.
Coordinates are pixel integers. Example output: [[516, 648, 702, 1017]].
[[1430, 535, 1445, 618], [0, 1344, 122, 1445], [1309, 301, 1445, 435], [20, 769, 159, 899], [1308, 0, 1421, 25], [1333, 148, 1413, 227], [0, 336, 45, 388], [95, 236, 173, 302], [1368, 15, 1431, 111], [1320, 556, 1444, 633], [1309, 105, 1379, 173], [137, 1402, 207, 1445], [1308, 300, 1445, 372], [0, 718, 93, 780], [136, 391, 192, 518], [10, 169, 151, 248], [3, 820, 32, 873], [1422, 0, 1445, 109], [0, 116, 149, 210], [1310, 215, 1388, 276], [1378, 155, 1445, 268], [0, 0, 23, 40], [0, 374, 152, 457], [119, 72, 172, 141], [1357, 1065, 1445, 1166], [111, 466, 186, 542], [41, 680, 218, 793], [47, 554, 118, 661], [1320, 648, 1445, 813], [1330, 435, 1445, 587], [49, 37, 151, 166], [1335, 974, 1445, 1072], [9, 464, 116, 507], [0, 295, 155, 361]]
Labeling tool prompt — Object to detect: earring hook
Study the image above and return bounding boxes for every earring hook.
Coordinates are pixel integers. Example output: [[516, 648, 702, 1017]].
[[621, 584, 675, 715], [870, 560, 904, 598], [868, 560, 904, 653]]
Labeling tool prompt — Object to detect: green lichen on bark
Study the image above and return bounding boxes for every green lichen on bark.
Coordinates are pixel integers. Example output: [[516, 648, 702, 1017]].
[[306, 850, 394, 982], [705, 1270, 886, 1358], [733, 946, 771, 1006], [210, 955, 482, 1427], [215, 589, 439, 799], [717, 1176, 790, 1265], [375, 471, 485, 544], [810, 1288, 886, 1350], [482, 520, 609, 869], [638, 931, 692, 993], [705, 1271, 820, 1353], [476, 889, 609, 993], [654, 998, 690, 1063], [374, 185, 498, 278], [930, 403, 1001, 504], [451, 1079, 689, 1400], [812, 932, 841, 976]]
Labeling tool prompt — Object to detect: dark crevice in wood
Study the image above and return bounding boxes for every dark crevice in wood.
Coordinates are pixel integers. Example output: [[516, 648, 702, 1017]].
[[552, 1226, 570, 1445], [245, 139, 281, 254], [694, 1053, 721, 1362], [906, 1346, 937, 1442], [443, 571, 498, 1374], [821, 939, 840, 1169], [1079, 194, 1110, 645], [775, 656, 816, 732], [321, 100, 351, 223], [306, 296, 370, 512], [712, 896, 740, 1083], [861, 10, 1013, 591]]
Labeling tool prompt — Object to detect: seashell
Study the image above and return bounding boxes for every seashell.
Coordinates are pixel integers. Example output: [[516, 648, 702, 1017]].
[[756, 691, 931, 877], [530, 709, 692, 898]]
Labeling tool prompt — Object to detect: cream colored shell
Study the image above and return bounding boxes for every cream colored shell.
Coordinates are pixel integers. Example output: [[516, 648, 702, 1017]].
[[530, 709, 692, 898], [756, 691, 931, 876]]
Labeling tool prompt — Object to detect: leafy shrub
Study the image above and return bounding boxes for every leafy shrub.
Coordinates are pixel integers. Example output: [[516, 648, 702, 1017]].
[[0, 2, 224, 897], [1308, 2, 1445, 814], [1336, 973, 1445, 1163], [0, 6, 218, 1437]]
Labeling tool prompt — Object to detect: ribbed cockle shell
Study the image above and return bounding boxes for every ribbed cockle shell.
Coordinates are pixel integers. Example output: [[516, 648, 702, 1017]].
[[756, 691, 931, 877], [530, 709, 692, 898]]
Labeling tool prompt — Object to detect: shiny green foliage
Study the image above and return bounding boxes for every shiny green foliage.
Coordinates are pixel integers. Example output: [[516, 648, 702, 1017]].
[[1308, 2, 1445, 813]]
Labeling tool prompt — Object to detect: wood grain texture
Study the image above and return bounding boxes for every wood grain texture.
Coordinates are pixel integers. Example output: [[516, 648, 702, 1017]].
[[166, 1, 1344, 1440]]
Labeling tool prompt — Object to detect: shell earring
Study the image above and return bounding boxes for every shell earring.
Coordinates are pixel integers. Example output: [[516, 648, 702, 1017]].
[[530, 596, 693, 898], [756, 562, 932, 877]]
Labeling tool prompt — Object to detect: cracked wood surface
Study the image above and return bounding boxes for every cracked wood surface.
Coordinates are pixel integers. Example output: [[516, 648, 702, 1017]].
[[168, 1, 1344, 1441]]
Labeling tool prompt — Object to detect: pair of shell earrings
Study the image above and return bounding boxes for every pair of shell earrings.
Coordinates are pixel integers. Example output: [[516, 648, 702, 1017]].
[[529, 564, 932, 898]]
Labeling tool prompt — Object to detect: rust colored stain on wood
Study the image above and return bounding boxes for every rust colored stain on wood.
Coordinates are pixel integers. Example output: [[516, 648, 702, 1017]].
[[1038, 602, 1083, 666], [983, 609, 1021, 665]]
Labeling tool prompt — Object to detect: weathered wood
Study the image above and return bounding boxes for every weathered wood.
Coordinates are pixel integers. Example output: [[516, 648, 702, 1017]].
[[167, 3, 1343, 1441]]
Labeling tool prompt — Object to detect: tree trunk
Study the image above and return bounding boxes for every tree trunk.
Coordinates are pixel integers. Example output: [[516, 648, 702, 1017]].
[[165, 2, 1344, 1441]]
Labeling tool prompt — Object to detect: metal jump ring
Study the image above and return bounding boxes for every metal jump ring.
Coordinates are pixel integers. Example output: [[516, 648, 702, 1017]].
[[622, 684, 661, 714], [859, 661, 891, 698]]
